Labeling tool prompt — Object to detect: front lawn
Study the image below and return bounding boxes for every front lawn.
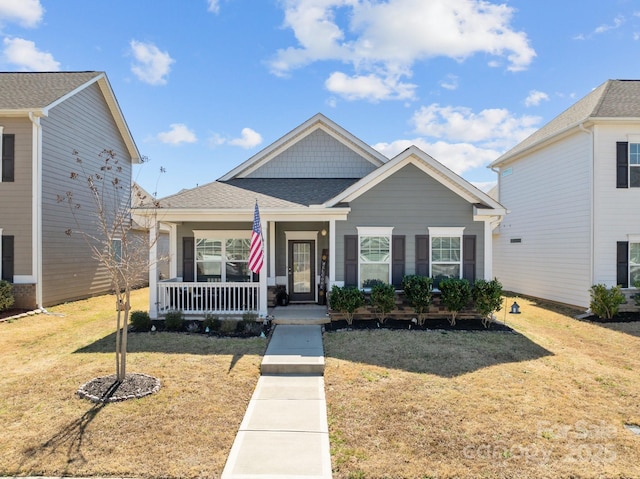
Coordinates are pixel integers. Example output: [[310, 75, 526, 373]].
[[0, 288, 265, 478], [324, 297, 640, 479]]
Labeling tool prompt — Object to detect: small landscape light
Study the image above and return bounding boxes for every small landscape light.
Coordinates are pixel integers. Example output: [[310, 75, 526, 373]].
[[510, 302, 521, 314], [205, 326, 210, 333]]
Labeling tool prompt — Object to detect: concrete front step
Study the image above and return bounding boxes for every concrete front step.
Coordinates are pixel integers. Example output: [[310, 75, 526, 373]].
[[260, 324, 325, 375]]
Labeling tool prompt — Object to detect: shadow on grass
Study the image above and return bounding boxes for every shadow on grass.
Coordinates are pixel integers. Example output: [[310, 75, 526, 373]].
[[324, 329, 553, 378], [74, 330, 267, 357], [19, 391, 111, 475]]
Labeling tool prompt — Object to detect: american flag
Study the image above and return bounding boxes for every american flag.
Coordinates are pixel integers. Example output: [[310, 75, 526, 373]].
[[249, 201, 264, 274]]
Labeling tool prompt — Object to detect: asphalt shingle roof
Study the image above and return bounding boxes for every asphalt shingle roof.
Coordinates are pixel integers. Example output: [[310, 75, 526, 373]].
[[157, 178, 359, 209], [0, 71, 102, 110], [494, 80, 640, 165]]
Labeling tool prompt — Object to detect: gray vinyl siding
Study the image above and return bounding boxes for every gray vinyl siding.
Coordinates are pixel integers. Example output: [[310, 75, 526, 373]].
[[274, 222, 329, 277], [40, 83, 132, 306], [334, 163, 484, 281], [0, 117, 33, 276], [246, 129, 377, 179]]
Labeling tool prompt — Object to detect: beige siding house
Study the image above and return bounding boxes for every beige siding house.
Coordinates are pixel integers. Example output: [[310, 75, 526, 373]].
[[137, 114, 506, 319], [491, 79, 640, 309], [0, 72, 140, 308]]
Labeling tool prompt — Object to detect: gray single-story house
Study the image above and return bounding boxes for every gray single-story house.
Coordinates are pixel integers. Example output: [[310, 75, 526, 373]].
[[138, 114, 505, 318]]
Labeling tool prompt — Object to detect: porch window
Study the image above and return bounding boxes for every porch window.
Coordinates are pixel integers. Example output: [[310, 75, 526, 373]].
[[428, 227, 465, 283], [630, 242, 640, 286], [357, 227, 393, 287], [195, 235, 251, 282]]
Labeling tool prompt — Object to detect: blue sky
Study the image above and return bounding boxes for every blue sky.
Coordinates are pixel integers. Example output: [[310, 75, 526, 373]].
[[1, 0, 639, 198]]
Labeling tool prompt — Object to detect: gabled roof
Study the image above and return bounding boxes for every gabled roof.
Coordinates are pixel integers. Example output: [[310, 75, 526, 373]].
[[326, 145, 505, 214], [491, 79, 640, 167], [219, 113, 388, 180], [0, 71, 140, 163]]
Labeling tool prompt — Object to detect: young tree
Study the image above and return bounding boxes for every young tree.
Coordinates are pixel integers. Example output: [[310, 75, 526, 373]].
[[58, 149, 162, 382]]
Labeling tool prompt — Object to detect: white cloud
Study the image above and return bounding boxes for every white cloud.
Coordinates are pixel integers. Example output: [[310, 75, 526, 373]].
[[207, 0, 220, 13], [594, 15, 624, 34], [270, 0, 535, 101], [373, 138, 500, 176], [439, 74, 459, 91], [2, 37, 59, 71], [0, 0, 43, 28], [157, 123, 197, 145], [524, 90, 549, 107], [209, 128, 263, 149], [130, 40, 175, 86], [228, 128, 263, 149], [411, 103, 539, 149], [372, 102, 542, 177], [325, 71, 416, 101]]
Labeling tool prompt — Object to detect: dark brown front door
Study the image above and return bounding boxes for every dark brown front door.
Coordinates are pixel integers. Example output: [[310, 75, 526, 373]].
[[288, 240, 315, 302]]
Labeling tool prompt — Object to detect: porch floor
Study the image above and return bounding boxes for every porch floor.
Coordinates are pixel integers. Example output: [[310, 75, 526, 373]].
[[268, 304, 330, 325]]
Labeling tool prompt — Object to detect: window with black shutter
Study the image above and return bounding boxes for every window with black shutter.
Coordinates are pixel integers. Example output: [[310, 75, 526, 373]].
[[1, 235, 14, 282], [1, 134, 15, 183]]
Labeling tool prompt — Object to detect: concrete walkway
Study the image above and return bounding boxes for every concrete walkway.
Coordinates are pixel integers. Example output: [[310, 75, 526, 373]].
[[221, 325, 332, 479]]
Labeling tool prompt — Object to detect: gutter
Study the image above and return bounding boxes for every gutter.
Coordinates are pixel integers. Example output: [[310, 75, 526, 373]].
[[579, 122, 595, 287]]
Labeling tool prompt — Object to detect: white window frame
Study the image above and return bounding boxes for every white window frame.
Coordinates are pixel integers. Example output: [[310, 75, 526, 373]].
[[193, 230, 252, 283], [111, 238, 123, 265], [428, 227, 465, 280], [629, 143, 640, 188], [357, 226, 393, 288]]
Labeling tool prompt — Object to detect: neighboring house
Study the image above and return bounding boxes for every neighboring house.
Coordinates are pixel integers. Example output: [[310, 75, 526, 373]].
[[0, 72, 140, 308], [139, 114, 505, 319], [491, 79, 640, 309]]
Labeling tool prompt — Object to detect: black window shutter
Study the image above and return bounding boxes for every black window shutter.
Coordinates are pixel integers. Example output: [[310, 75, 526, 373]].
[[2, 134, 15, 182], [617, 241, 629, 288], [344, 235, 358, 287], [182, 237, 194, 282], [391, 235, 405, 288], [462, 235, 476, 282], [617, 142, 628, 189], [1, 235, 14, 282], [415, 235, 429, 276]]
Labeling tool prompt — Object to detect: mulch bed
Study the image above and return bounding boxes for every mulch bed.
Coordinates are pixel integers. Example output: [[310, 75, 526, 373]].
[[579, 312, 640, 323], [0, 308, 32, 321], [324, 317, 513, 332], [77, 373, 161, 403]]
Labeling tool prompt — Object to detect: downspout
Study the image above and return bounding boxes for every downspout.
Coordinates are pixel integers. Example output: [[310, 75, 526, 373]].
[[28, 112, 43, 309], [579, 122, 594, 288]]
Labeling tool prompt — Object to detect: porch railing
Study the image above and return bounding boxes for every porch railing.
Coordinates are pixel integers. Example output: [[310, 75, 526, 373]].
[[157, 280, 259, 315]]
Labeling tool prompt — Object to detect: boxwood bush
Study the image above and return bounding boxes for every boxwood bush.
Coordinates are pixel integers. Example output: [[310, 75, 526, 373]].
[[129, 310, 152, 331], [0, 280, 14, 312], [164, 310, 185, 331]]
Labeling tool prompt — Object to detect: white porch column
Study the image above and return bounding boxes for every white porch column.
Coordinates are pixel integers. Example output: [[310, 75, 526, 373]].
[[259, 217, 268, 317], [149, 221, 158, 319], [483, 218, 493, 280], [269, 220, 276, 285], [169, 223, 177, 279], [329, 219, 336, 288]]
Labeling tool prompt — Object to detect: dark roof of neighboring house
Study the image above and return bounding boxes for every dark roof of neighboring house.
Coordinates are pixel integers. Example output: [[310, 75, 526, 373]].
[[0, 71, 102, 110], [492, 79, 640, 166], [157, 178, 360, 209]]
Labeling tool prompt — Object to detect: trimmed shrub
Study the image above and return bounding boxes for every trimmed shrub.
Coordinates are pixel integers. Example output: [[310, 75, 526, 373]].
[[164, 310, 184, 331], [329, 285, 365, 325], [472, 278, 503, 328], [370, 283, 396, 324], [0, 280, 14, 312], [129, 310, 152, 331], [401, 275, 433, 325], [439, 278, 471, 326], [590, 284, 626, 320], [203, 314, 221, 332], [634, 280, 640, 307]]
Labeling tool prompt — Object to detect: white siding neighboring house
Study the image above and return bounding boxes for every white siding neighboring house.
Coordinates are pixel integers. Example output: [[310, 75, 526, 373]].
[[491, 79, 640, 309], [0, 72, 140, 308]]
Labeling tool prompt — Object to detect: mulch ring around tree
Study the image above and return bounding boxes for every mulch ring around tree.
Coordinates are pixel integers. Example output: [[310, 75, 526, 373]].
[[324, 317, 514, 332], [77, 373, 161, 403]]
